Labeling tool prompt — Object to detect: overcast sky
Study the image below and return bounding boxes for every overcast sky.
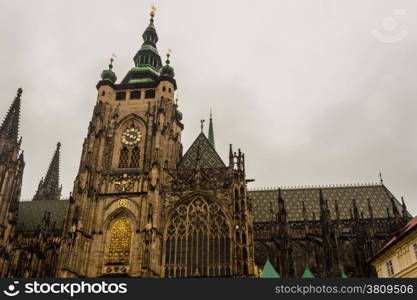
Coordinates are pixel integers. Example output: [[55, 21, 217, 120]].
[[1, 0, 416, 215]]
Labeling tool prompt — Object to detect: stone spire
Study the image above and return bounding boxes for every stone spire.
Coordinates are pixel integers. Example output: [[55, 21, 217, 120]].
[[33, 142, 62, 201], [0, 88, 22, 142], [208, 109, 215, 148]]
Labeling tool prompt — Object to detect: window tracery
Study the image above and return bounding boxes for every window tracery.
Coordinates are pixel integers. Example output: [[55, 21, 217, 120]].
[[118, 147, 129, 168], [130, 147, 140, 167], [165, 198, 231, 277]]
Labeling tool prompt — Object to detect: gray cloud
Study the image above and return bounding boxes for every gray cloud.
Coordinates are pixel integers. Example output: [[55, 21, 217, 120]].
[[0, 0, 416, 214]]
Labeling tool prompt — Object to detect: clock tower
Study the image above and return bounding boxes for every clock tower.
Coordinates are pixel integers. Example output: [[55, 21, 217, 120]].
[[58, 8, 254, 278], [58, 9, 183, 278]]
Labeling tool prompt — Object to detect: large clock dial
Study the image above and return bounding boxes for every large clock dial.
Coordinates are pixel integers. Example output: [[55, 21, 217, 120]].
[[121, 128, 142, 145]]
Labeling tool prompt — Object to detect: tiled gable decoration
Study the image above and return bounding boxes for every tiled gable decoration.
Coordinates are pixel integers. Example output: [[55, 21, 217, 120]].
[[178, 133, 225, 169]]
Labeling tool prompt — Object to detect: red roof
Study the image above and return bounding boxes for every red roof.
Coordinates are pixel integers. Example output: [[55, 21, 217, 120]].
[[370, 216, 417, 261]]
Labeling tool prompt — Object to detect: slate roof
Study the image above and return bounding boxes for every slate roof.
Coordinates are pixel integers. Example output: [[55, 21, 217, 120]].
[[249, 184, 405, 222], [17, 200, 69, 234], [177, 132, 226, 169]]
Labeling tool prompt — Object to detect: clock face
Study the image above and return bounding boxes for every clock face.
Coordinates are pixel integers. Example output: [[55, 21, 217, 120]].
[[121, 128, 142, 145]]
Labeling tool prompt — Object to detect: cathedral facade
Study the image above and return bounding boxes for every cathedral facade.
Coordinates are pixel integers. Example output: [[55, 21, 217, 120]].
[[0, 10, 412, 278]]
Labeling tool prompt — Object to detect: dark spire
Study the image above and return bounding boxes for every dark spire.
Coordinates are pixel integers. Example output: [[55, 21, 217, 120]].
[[121, 7, 163, 85], [0, 88, 22, 142], [133, 6, 162, 71], [390, 195, 400, 217], [229, 144, 234, 168], [33, 142, 62, 201], [401, 196, 407, 218], [208, 109, 215, 148]]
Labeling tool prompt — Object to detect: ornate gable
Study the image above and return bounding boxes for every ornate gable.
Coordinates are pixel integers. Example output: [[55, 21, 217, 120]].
[[177, 133, 225, 169]]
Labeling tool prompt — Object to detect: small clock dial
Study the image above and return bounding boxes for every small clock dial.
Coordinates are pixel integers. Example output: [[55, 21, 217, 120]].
[[121, 128, 142, 145]]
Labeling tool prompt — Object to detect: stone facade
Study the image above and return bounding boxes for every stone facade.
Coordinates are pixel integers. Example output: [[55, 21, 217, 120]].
[[0, 11, 414, 279]]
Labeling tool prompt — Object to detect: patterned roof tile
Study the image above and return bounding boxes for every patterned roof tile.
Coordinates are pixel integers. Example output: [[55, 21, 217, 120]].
[[178, 133, 225, 169], [249, 184, 404, 222]]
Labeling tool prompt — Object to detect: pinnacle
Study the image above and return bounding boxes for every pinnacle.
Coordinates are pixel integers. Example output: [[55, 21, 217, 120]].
[[0, 88, 22, 142]]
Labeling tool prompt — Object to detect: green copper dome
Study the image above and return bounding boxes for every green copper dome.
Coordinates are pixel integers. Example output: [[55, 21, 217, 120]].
[[101, 60, 117, 83], [160, 55, 175, 78]]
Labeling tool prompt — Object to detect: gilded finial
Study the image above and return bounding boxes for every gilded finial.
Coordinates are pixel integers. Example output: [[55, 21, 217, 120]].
[[150, 4, 157, 17], [166, 48, 172, 64], [109, 54, 116, 70]]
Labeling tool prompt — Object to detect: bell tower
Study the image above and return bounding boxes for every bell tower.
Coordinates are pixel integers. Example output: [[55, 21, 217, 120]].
[[0, 88, 25, 277], [58, 8, 183, 278]]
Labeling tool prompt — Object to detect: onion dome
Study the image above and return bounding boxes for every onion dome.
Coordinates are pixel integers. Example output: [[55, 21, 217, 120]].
[[100, 57, 117, 83], [160, 52, 175, 78]]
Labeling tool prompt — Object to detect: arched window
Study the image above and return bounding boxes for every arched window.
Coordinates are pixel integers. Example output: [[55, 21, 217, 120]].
[[165, 198, 231, 277], [130, 147, 140, 167], [118, 147, 129, 168], [106, 216, 132, 264]]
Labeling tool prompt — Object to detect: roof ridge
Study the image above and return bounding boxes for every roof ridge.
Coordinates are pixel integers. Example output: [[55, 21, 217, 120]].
[[248, 181, 382, 191]]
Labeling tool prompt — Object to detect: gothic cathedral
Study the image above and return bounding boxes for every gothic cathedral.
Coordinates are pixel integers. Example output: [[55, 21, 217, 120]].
[[0, 9, 412, 279], [57, 10, 255, 278]]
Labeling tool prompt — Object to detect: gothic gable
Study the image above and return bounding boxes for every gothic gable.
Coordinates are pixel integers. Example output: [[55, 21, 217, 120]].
[[177, 133, 225, 169]]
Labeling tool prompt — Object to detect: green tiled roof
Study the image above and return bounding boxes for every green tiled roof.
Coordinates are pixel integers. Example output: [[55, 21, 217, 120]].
[[140, 44, 158, 53], [130, 66, 160, 75], [17, 200, 69, 234], [128, 78, 154, 84], [249, 184, 404, 222], [301, 267, 314, 278], [260, 259, 280, 278], [178, 133, 226, 169]]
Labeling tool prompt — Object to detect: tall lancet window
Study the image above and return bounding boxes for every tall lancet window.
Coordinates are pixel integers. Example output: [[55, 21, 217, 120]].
[[165, 198, 231, 277], [106, 216, 132, 264], [118, 126, 142, 169], [119, 147, 129, 168], [130, 147, 140, 167]]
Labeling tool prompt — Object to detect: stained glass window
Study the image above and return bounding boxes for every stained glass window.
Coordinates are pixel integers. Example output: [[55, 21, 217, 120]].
[[106, 217, 132, 264]]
